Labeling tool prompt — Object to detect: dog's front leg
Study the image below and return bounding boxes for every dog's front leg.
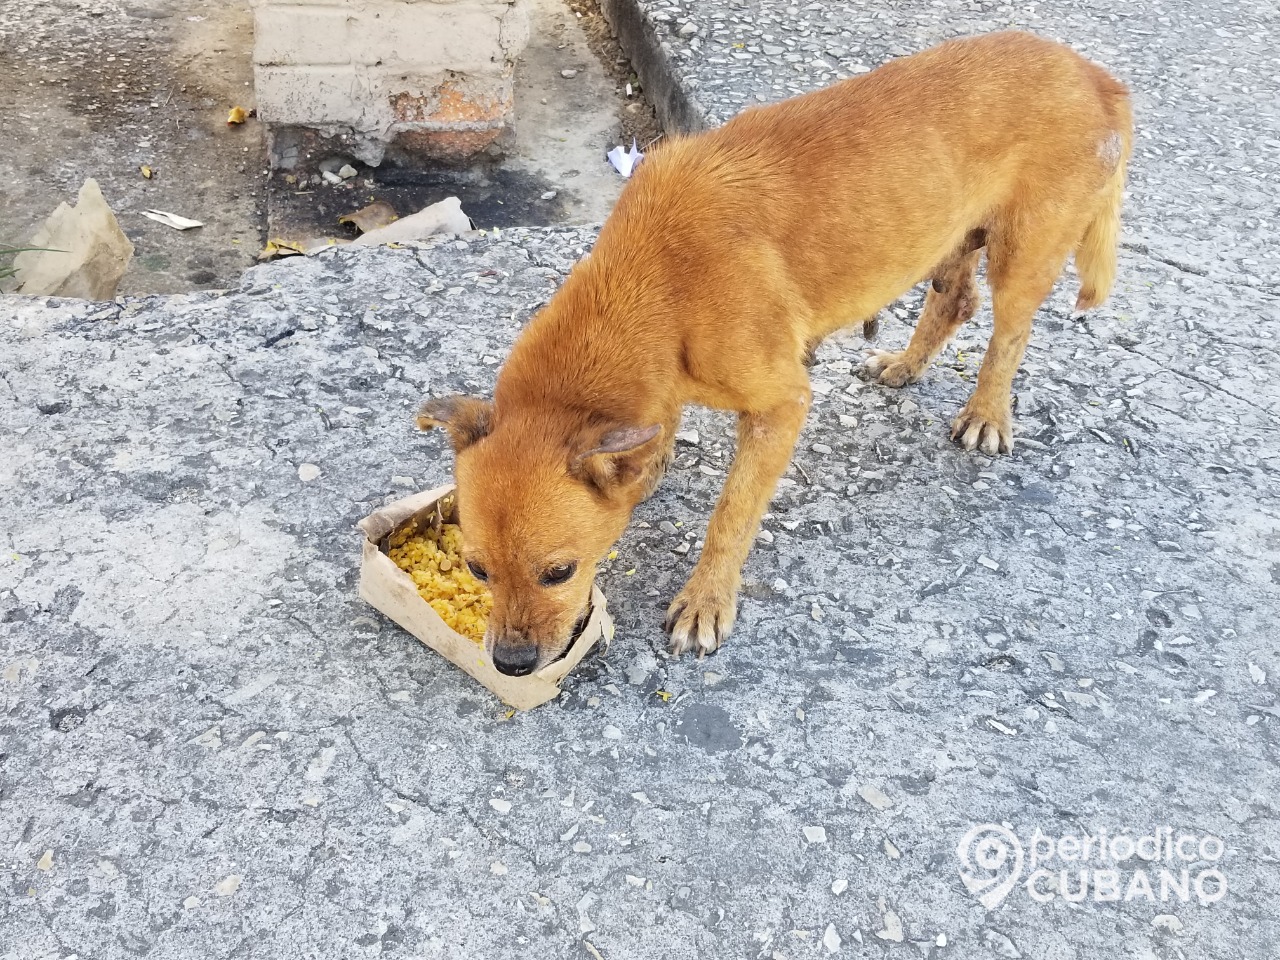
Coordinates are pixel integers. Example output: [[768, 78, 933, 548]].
[[666, 389, 811, 657]]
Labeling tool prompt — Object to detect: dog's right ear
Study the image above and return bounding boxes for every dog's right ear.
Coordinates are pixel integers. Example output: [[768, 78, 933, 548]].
[[416, 395, 494, 453]]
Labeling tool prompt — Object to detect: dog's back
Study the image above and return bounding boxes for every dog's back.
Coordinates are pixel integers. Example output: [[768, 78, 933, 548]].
[[600, 31, 1132, 339]]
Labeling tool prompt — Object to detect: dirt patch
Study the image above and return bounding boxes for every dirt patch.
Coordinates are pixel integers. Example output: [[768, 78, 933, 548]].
[[567, 0, 665, 149], [0, 0, 265, 295]]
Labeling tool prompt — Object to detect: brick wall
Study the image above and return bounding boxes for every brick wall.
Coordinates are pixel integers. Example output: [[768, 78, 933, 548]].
[[251, 0, 530, 165]]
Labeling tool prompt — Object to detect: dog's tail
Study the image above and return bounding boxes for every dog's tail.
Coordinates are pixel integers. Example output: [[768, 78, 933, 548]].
[[1074, 92, 1133, 312]]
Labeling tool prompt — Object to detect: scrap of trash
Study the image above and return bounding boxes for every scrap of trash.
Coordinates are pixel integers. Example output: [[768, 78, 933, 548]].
[[607, 138, 644, 178]]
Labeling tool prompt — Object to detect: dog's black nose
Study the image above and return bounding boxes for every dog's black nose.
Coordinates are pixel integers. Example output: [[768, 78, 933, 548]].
[[493, 644, 539, 677]]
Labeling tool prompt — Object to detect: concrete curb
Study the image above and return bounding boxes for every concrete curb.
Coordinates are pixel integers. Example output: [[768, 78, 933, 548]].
[[597, 0, 710, 134]]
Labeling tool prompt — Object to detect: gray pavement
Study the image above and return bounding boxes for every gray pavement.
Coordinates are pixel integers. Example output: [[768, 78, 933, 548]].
[[3, 1, 1280, 959]]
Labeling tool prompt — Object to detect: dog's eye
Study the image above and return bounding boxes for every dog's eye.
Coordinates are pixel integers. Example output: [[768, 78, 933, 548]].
[[540, 562, 577, 587], [466, 560, 489, 582]]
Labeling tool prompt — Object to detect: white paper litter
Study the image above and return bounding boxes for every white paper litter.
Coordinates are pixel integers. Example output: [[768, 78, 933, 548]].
[[141, 209, 204, 230], [607, 138, 644, 177]]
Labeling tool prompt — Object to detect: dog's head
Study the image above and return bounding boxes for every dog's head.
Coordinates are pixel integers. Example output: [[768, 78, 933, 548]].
[[418, 395, 664, 676]]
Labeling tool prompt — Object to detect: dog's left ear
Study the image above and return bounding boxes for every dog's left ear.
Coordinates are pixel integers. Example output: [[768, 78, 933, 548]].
[[571, 424, 663, 494], [417, 395, 494, 453]]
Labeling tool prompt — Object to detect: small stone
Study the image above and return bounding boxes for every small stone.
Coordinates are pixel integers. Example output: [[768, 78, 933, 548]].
[[857, 784, 892, 810], [678, 21, 698, 36], [489, 798, 512, 814], [811, 442, 833, 455], [298, 463, 321, 482], [37, 399, 69, 415], [490, 861, 508, 875], [804, 825, 827, 844], [572, 841, 592, 853], [36, 850, 53, 871], [977, 555, 1000, 571], [876, 910, 904, 942], [823, 924, 841, 952], [561, 68, 578, 79], [883, 838, 900, 859], [831, 878, 848, 895], [972, 480, 990, 491], [659, 520, 679, 535], [602, 725, 622, 740], [183, 896, 201, 909], [1249, 662, 1266, 684], [338, 164, 358, 180], [540, 191, 558, 200], [625, 874, 646, 887], [1152, 914, 1184, 934], [322, 170, 344, 185], [299, 315, 318, 330], [676, 429, 700, 445], [214, 875, 242, 897]]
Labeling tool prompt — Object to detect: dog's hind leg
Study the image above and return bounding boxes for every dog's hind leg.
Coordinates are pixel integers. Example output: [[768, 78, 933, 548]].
[[951, 226, 1074, 454], [865, 244, 982, 388], [665, 382, 811, 657]]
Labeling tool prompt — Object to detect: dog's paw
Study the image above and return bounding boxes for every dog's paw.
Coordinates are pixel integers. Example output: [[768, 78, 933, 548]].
[[863, 349, 921, 388], [951, 402, 1014, 455], [664, 575, 739, 658]]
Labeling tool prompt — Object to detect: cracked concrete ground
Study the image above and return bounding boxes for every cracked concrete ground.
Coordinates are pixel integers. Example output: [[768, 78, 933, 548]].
[[2, 1, 1279, 958]]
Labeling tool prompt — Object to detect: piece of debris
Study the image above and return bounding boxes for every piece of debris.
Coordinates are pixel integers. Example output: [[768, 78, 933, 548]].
[[13, 179, 133, 299], [141, 210, 204, 231], [607, 138, 644, 178], [36, 850, 53, 871], [823, 924, 841, 953], [1152, 914, 1184, 934], [561, 68, 579, 79], [876, 910, 904, 942], [258, 239, 310, 261], [214, 874, 242, 896], [140, 165, 154, 180], [298, 463, 321, 482], [227, 106, 248, 125], [338, 164, 358, 180], [857, 783, 893, 810], [488, 798, 512, 814], [803, 826, 828, 844], [322, 171, 345, 186], [339, 200, 399, 235], [351, 197, 472, 246]]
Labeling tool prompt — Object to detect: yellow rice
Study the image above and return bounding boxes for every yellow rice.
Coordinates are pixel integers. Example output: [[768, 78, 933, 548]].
[[388, 521, 492, 644]]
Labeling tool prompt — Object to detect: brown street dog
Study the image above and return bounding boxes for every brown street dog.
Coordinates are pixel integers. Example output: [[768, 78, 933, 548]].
[[419, 31, 1133, 674]]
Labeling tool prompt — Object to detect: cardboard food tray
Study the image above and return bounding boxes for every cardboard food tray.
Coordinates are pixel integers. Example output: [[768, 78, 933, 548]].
[[358, 484, 613, 710]]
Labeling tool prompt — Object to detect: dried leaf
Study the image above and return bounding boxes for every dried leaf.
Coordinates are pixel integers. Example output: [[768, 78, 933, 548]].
[[257, 238, 307, 261], [227, 106, 247, 125], [339, 201, 399, 235]]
